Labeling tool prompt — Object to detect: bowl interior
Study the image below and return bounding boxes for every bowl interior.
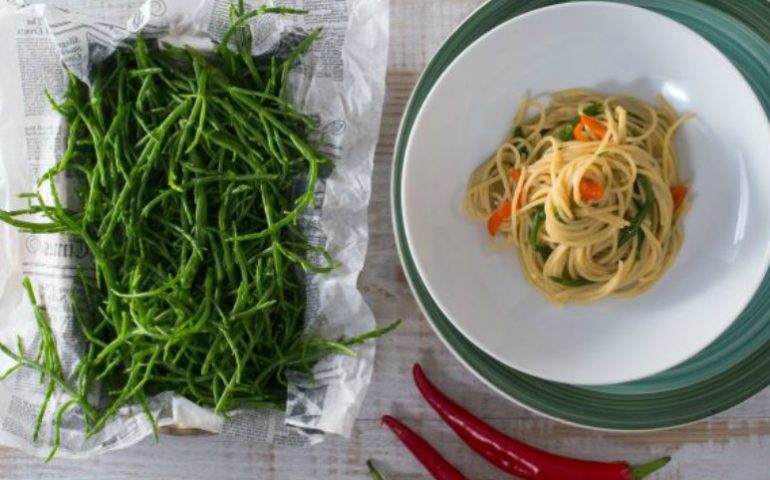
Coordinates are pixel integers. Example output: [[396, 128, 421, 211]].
[[401, 1, 770, 385]]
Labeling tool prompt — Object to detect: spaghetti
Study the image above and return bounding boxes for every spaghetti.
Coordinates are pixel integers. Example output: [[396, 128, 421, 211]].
[[464, 90, 691, 303]]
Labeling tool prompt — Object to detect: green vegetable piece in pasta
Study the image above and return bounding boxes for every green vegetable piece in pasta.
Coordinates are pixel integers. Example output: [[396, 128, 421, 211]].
[[529, 205, 546, 250], [619, 176, 654, 246], [582, 102, 602, 116]]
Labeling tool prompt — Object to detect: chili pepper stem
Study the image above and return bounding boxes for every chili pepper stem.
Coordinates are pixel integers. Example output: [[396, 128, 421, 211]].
[[367, 459, 386, 480], [630, 456, 671, 479]]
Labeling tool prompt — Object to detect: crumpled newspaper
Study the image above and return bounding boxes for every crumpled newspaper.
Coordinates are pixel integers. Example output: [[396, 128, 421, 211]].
[[0, 0, 387, 457]]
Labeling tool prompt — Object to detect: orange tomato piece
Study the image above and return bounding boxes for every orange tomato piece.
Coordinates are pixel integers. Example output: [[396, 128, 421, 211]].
[[579, 178, 604, 202], [487, 169, 527, 236], [487, 201, 512, 236], [574, 115, 607, 141], [581, 115, 607, 138], [670, 185, 688, 210], [573, 121, 588, 141]]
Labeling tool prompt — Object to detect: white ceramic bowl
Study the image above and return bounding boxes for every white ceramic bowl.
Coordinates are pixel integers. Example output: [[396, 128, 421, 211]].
[[401, 2, 770, 385]]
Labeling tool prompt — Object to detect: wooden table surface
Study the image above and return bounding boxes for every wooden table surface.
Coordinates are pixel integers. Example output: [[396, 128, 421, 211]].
[[4, 1, 770, 478]]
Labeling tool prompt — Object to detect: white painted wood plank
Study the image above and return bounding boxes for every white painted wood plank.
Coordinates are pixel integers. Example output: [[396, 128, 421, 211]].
[[4, 418, 770, 479], [388, 0, 481, 71]]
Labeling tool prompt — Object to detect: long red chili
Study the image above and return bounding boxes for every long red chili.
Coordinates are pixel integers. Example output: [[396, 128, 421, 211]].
[[413, 364, 670, 480], [381, 415, 469, 480]]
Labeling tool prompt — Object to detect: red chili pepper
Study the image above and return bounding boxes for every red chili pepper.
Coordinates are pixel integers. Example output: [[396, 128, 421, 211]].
[[413, 364, 670, 480], [381, 415, 469, 480]]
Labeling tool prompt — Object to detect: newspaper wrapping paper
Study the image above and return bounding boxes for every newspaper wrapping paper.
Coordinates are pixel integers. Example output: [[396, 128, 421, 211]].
[[0, 0, 387, 457]]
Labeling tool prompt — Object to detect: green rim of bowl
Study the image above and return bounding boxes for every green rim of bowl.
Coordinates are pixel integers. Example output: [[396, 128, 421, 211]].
[[393, 0, 770, 429]]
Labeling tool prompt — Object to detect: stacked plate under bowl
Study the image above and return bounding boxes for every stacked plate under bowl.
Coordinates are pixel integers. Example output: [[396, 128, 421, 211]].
[[393, 0, 770, 430]]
